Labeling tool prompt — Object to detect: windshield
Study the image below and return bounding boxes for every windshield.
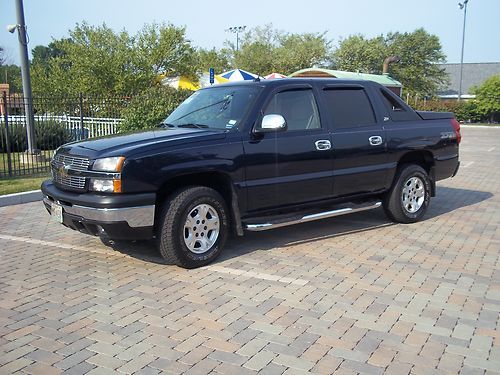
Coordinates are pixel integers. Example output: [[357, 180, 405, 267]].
[[164, 85, 261, 130]]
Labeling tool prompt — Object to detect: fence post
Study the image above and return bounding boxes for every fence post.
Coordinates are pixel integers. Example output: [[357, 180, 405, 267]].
[[2, 92, 13, 177], [79, 93, 84, 140]]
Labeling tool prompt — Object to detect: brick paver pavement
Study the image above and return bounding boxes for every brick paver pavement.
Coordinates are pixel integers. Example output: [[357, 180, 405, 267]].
[[0, 127, 499, 374]]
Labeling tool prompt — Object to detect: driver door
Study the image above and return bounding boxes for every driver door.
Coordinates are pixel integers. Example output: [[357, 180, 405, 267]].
[[243, 85, 333, 212]]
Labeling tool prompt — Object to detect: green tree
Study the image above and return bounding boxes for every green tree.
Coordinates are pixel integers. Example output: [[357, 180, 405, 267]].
[[196, 48, 230, 74], [0, 64, 22, 92], [471, 75, 500, 122], [31, 22, 196, 97], [333, 28, 448, 97], [332, 35, 386, 73], [231, 25, 331, 76]]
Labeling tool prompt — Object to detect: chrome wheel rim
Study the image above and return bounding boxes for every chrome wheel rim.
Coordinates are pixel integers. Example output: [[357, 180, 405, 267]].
[[401, 176, 425, 214], [183, 204, 220, 254]]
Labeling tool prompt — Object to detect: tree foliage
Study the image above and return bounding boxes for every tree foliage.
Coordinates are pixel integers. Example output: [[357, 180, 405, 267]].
[[333, 28, 448, 97], [471, 75, 500, 122], [31, 22, 197, 97], [230, 25, 331, 76], [196, 48, 231, 75], [120, 85, 191, 132], [0, 64, 22, 93]]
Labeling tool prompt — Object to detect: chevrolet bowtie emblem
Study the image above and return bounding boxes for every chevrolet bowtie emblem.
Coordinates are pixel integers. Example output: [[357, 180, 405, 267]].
[[59, 165, 71, 176]]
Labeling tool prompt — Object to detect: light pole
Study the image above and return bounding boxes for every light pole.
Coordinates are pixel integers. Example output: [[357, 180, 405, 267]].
[[7, 0, 36, 153], [458, 0, 469, 101], [226, 26, 246, 51]]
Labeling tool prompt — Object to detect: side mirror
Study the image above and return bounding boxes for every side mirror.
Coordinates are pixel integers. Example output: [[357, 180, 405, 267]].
[[257, 114, 287, 133]]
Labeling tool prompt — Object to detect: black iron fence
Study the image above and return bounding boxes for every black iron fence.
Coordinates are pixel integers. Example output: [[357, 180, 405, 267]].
[[0, 93, 130, 178]]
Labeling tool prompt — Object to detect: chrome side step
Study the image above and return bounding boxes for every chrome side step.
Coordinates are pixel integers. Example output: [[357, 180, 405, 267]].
[[244, 201, 382, 232]]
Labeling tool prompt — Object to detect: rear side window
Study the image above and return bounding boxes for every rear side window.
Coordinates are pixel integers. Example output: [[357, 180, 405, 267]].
[[380, 89, 420, 121], [323, 88, 376, 129]]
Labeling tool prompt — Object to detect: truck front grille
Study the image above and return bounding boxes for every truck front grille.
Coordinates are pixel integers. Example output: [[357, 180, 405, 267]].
[[51, 154, 90, 192]]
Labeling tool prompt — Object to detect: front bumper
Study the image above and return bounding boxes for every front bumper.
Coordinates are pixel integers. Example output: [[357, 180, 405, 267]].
[[41, 181, 156, 240]]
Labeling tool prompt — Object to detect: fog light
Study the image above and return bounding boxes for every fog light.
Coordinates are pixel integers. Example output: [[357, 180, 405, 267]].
[[89, 179, 114, 193]]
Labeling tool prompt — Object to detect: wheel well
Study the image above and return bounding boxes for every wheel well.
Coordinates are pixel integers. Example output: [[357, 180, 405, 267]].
[[397, 151, 434, 173], [156, 172, 233, 208], [396, 151, 436, 196], [155, 172, 237, 232]]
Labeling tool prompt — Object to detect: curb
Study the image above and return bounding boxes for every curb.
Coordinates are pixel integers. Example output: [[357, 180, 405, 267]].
[[0, 190, 43, 207], [461, 125, 500, 129]]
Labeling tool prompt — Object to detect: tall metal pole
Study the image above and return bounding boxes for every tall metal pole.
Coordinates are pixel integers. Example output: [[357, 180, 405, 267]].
[[226, 26, 246, 52], [458, 0, 469, 101], [15, 0, 36, 152]]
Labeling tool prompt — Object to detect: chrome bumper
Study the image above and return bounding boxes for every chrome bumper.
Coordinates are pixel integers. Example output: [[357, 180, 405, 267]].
[[43, 196, 155, 228]]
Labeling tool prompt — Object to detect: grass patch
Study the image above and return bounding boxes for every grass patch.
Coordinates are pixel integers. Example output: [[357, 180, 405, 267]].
[[0, 175, 49, 195]]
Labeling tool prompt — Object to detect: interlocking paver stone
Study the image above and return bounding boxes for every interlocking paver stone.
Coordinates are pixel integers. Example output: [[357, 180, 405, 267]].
[[0, 127, 499, 373]]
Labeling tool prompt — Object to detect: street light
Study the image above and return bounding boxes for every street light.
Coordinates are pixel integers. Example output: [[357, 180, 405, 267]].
[[226, 26, 246, 51], [458, 0, 469, 101]]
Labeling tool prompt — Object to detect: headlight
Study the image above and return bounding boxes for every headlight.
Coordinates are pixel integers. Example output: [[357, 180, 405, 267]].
[[92, 157, 125, 172], [90, 156, 125, 193]]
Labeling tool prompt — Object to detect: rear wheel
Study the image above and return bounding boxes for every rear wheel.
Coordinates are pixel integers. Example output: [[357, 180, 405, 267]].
[[383, 164, 431, 223], [157, 186, 229, 268]]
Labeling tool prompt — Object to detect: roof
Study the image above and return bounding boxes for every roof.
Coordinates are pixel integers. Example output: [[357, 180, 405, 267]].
[[198, 77, 384, 90], [437, 62, 500, 97], [289, 68, 403, 87]]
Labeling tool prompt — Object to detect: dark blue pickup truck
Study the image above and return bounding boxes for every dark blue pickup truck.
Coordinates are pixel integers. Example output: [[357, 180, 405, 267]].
[[42, 79, 461, 268]]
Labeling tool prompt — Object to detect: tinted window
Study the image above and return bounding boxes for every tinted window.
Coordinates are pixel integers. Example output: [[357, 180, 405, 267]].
[[380, 89, 421, 121], [165, 86, 261, 129], [323, 88, 376, 129], [263, 89, 321, 131]]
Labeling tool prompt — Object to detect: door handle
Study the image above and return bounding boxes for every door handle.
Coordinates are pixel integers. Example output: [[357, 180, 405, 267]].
[[315, 140, 331, 151], [369, 136, 383, 146]]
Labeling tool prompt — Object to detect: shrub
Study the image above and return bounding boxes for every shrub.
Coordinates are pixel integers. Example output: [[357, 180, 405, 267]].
[[413, 100, 483, 123], [0, 120, 71, 152], [120, 86, 192, 132]]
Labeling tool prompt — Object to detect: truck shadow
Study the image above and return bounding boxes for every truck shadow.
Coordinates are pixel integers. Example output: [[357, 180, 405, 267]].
[[102, 186, 493, 265]]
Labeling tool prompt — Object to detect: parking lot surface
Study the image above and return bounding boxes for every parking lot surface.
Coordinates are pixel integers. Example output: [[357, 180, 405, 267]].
[[0, 127, 499, 374]]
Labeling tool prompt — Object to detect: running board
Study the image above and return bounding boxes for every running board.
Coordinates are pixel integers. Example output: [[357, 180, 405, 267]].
[[244, 201, 382, 231]]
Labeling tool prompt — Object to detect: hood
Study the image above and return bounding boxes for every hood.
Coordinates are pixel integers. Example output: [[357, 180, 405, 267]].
[[58, 127, 227, 158]]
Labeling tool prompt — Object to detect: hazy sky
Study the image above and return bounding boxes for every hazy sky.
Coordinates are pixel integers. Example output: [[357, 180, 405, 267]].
[[1, 0, 499, 65]]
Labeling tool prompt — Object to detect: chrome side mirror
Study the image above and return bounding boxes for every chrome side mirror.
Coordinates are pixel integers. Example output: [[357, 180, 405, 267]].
[[258, 114, 287, 132]]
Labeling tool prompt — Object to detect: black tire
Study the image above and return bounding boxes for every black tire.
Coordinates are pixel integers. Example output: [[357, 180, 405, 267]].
[[157, 186, 229, 268], [383, 164, 431, 223]]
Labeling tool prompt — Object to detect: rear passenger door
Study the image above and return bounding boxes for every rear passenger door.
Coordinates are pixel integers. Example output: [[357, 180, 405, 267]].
[[320, 85, 389, 197]]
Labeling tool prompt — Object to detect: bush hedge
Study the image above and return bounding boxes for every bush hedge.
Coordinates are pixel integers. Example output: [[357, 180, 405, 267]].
[[120, 86, 192, 132], [413, 100, 484, 123], [0, 120, 72, 152]]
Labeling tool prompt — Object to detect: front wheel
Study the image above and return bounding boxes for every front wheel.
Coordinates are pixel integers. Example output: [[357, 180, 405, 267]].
[[157, 186, 229, 268], [383, 164, 431, 223]]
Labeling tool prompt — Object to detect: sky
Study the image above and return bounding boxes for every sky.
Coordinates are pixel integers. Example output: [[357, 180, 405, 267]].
[[1, 0, 499, 65]]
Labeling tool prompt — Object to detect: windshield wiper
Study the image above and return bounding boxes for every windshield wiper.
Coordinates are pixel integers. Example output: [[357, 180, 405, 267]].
[[177, 123, 209, 129]]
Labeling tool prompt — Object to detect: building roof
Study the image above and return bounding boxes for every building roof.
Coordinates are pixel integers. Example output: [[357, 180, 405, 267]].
[[437, 62, 500, 97], [289, 68, 403, 87]]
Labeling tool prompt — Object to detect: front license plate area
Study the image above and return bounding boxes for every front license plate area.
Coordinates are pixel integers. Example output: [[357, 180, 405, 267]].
[[51, 203, 63, 224]]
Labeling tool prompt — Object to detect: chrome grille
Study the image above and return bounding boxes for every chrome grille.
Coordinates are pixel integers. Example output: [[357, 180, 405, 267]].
[[51, 154, 90, 191], [52, 154, 90, 171]]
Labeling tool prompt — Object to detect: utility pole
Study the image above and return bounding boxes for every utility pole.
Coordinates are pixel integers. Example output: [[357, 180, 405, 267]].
[[14, 0, 36, 153], [458, 0, 469, 101]]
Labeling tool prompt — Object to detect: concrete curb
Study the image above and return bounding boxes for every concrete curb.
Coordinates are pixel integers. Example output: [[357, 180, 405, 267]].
[[0, 190, 43, 207], [461, 125, 500, 129]]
